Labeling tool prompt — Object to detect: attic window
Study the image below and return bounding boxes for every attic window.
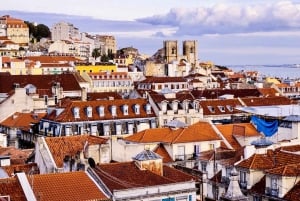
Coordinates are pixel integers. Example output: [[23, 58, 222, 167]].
[[226, 105, 233, 112], [146, 103, 152, 114], [123, 105, 129, 115], [218, 106, 225, 112], [98, 106, 105, 117], [86, 106, 92, 118], [73, 107, 80, 118], [207, 106, 215, 113], [111, 105, 117, 117], [134, 104, 140, 115]]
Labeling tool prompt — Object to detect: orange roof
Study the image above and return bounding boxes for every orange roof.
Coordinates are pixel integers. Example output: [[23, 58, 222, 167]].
[[93, 162, 196, 191], [0, 112, 46, 130], [0, 147, 33, 165], [216, 123, 262, 150], [0, 177, 27, 200], [266, 163, 300, 176], [241, 96, 293, 106], [124, 121, 221, 144], [32, 171, 109, 201], [2, 163, 39, 176], [45, 135, 108, 168], [200, 99, 242, 116], [237, 153, 275, 170], [153, 144, 173, 163], [257, 88, 280, 97]]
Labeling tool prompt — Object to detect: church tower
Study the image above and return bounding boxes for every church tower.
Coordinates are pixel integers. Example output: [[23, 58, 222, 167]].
[[163, 40, 179, 63], [183, 40, 198, 67]]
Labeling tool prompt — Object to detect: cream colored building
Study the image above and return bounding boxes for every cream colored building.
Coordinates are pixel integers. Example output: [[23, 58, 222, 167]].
[[51, 21, 80, 41], [0, 15, 29, 46], [96, 35, 117, 54]]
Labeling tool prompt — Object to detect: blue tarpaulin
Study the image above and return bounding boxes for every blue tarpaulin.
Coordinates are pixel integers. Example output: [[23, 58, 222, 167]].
[[251, 116, 278, 137]]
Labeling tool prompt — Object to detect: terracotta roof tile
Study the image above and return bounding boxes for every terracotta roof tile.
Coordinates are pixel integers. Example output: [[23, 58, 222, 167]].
[[236, 153, 275, 170], [284, 180, 300, 201], [241, 96, 293, 106], [124, 121, 221, 144], [265, 163, 300, 176], [0, 73, 82, 95], [140, 76, 187, 83], [2, 163, 39, 176], [32, 171, 109, 201], [216, 123, 262, 150], [191, 89, 262, 99], [0, 177, 27, 200], [153, 144, 173, 163], [93, 162, 195, 191], [0, 112, 46, 130], [45, 135, 108, 168], [200, 99, 242, 116], [0, 147, 33, 165], [257, 88, 280, 97], [87, 92, 122, 101], [45, 98, 155, 122]]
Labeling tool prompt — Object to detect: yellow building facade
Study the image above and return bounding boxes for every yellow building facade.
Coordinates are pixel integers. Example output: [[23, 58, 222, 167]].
[[75, 63, 117, 74]]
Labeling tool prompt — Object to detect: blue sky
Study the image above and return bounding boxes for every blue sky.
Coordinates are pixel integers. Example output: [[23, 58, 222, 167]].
[[1, 0, 300, 65]]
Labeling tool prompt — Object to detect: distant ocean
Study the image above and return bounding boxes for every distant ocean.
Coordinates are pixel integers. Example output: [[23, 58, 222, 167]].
[[228, 64, 300, 79]]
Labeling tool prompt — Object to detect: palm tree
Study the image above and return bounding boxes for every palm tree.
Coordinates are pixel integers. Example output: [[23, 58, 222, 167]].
[[92, 48, 101, 60]]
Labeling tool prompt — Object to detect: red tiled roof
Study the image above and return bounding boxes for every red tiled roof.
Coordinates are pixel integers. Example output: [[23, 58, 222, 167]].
[[45, 135, 108, 168], [139, 76, 187, 83], [200, 99, 242, 116], [93, 162, 195, 191], [0, 147, 33, 165], [45, 98, 155, 122], [124, 121, 221, 144], [265, 163, 300, 176], [257, 88, 280, 97], [0, 73, 82, 94], [32, 171, 109, 201], [191, 89, 262, 99], [284, 180, 300, 201], [153, 144, 173, 163], [0, 177, 27, 201], [23, 56, 83, 64], [236, 153, 275, 170], [87, 92, 122, 101], [2, 163, 39, 176], [216, 123, 262, 150], [241, 96, 293, 106], [0, 112, 46, 130]]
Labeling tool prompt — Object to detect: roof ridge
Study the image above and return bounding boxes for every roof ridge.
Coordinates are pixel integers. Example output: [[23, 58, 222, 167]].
[[171, 128, 185, 144]]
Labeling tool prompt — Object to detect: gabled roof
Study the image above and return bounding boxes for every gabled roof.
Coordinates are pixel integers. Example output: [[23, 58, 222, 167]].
[[153, 144, 173, 163], [0, 112, 46, 130], [241, 96, 294, 106], [0, 147, 33, 165], [139, 76, 187, 84], [0, 73, 82, 95], [133, 149, 161, 161], [31, 171, 109, 201], [257, 88, 280, 97], [284, 180, 300, 201], [265, 163, 300, 176], [216, 123, 262, 150], [0, 177, 27, 200], [198, 148, 236, 162], [93, 162, 195, 191], [191, 89, 262, 99], [236, 153, 275, 170], [199, 99, 242, 116], [45, 135, 108, 168], [124, 121, 221, 144], [1, 163, 39, 177], [44, 98, 155, 122]]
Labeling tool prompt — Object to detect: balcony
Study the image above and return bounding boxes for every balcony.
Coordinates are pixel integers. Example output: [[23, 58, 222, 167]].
[[239, 181, 247, 189], [265, 187, 279, 197], [175, 154, 194, 161]]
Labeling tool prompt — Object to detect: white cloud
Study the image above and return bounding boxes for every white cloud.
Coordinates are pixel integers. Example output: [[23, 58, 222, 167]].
[[137, 1, 300, 35]]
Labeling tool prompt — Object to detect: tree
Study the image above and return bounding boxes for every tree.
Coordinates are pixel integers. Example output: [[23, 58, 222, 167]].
[[92, 48, 101, 60], [24, 21, 50, 42]]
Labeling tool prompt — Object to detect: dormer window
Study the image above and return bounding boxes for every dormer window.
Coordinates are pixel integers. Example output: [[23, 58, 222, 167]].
[[226, 105, 233, 112], [208, 106, 215, 113], [123, 105, 129, 115], [146, 103, 152, 114], [111, 105, 117, 117], [134, 104, 140, 115], [73, 107, 80, 118], [86, 106, 93, 118], [218, 106, 225, 112], [98, 106, 105, 117]]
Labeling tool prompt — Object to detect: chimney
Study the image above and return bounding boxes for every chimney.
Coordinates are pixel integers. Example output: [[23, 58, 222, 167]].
[[81, 87, 87, 101]]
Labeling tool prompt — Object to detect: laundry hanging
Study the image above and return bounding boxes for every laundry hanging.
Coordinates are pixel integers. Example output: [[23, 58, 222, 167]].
[[251, 116, 278, 137]]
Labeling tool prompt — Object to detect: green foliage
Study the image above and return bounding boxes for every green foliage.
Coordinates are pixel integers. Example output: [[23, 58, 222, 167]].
[[25, 21, 51, 42], [92, 48, 101, 59]]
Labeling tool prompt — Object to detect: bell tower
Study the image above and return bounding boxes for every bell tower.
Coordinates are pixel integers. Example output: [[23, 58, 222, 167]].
[[163, 40, 179, 63], [183, 40, 198, 67]]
